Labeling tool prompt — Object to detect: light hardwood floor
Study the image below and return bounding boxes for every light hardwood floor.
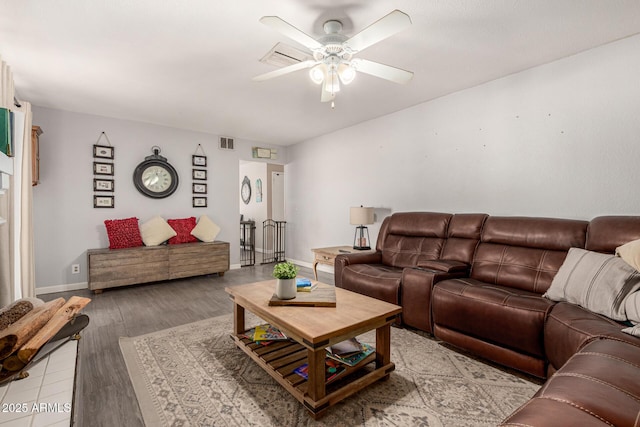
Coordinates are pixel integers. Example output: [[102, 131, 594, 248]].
[[41, 264, 335, 427]]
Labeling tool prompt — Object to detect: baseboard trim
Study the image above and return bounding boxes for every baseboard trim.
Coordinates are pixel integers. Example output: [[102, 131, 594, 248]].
[[36, 282, 88, 295]]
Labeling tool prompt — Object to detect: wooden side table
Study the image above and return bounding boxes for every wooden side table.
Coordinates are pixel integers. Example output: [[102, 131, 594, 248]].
[[311, 245, 374, 280]]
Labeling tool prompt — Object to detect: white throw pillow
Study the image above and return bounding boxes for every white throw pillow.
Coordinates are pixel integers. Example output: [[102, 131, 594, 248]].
[[191, 215, 221, 242], [624, 291, 640, 324], [544, 247, 640, 321], [139, 216, 176, 246], [616, 238, 640, 272]]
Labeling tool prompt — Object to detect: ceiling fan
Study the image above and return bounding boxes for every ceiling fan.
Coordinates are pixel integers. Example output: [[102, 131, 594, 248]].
[[252, 9, 413, 105]]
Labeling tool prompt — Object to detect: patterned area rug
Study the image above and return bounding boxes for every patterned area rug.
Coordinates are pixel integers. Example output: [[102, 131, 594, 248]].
[[119, 314, 540, 426]]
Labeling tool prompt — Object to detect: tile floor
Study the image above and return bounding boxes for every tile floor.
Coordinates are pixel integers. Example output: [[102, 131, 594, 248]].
[[0, 340, 77, 427]]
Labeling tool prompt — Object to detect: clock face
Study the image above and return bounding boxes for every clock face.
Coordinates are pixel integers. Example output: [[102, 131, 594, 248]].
[[142, 165, 173, 192], [241, 176, 251, 204], [133, 159, 179, 198]]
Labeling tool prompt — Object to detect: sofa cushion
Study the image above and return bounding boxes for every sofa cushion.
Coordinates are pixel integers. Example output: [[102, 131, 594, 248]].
[[432, 278, 554, 359], [616, 237, 640, 271], [104, 217, 143, 249], [139, 215, 177, 246], [544, 248, 640, 321], [502, 339, 640, 427], [471, 217, 588, 294], [544, 302, 638, 373], [168, 217, 198, 244], [339, 264, 402, 305], [586, 216, 640, 253], [440, 213, 488, 263], [380, 212, 451, 268]]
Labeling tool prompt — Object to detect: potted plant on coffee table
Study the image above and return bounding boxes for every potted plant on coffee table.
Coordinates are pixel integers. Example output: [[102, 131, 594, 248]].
[[273, 261, 299, 300]]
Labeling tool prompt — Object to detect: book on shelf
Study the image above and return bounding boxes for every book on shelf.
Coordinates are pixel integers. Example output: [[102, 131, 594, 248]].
[[293, 358, 346, 384], [325, 342, 375, 367], [241, 324, 288, 344], [328, 337, 364, 357]]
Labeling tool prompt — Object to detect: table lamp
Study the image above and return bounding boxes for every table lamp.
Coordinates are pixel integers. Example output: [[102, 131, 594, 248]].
[[350, 206, 374, 250]]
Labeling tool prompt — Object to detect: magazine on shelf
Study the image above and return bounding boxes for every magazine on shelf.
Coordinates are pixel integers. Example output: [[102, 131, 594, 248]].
[[241, 324, 288, 344], [325, 342, 375, 367], [253, 324, 288, 341], [328, 337, 364, 357], [293, 358, 346, 384]]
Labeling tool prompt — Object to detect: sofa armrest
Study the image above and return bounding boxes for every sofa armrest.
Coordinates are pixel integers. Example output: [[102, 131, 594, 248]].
[[334, 251, 382, 287], [401, 267, 469, 333], [417, 259, 469, 273]]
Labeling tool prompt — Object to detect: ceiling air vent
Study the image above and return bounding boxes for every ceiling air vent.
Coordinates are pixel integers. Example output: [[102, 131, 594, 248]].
[[219, 137, 234, 150], [259, 42, 312, 67]]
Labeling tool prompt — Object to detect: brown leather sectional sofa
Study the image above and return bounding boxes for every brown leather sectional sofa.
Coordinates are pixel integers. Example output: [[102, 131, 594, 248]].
[[335, 212, 640, 426]]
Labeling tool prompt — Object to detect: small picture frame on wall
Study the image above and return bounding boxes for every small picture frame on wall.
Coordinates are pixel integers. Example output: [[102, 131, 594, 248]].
[[94, 195, 114, 208], [193, 197, 207, 208], [94, 162, 114, 176], [192, 155, 207, 167], [192, 183, 207, 194], [93, 144, 114, 159], [94, 178, 114, 192], [192, 169, 207, 180]]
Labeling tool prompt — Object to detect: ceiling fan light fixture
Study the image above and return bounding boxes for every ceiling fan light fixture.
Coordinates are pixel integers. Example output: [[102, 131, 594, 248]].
[[309, 65, 325, 84], [338, 64, 356, 85], [326, 69, 340, 93]]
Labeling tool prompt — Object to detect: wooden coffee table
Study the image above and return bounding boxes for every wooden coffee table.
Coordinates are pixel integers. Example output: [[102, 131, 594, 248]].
[[225, 280, 402, 419]]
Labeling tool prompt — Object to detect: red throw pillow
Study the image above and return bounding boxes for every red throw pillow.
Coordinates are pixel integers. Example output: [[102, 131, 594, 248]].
[[168, 217, 198, 244], [104, 217, 143, 249]]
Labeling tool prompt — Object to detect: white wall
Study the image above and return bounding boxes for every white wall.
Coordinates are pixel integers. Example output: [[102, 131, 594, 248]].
[[31, 107, 285, 289], [286, 34, 640, 265]]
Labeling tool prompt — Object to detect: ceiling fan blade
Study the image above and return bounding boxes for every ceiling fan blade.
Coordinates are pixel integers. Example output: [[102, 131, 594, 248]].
[[351, 58, 413, 84], [260, 16, 323, 50], [345, 10, 411, 53], [252, 60, 317, 82]]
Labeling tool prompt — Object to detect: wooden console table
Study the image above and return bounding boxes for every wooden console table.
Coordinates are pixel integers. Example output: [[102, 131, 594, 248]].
[[87, 241, 229, 293], [311, 245, 374, 280]]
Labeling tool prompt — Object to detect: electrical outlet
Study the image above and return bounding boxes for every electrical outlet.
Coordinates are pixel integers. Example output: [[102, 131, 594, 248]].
[[71, 264, 80, 274]]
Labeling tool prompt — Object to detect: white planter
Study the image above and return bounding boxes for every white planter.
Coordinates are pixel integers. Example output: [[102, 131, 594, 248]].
[[275, 278, 296, 300]]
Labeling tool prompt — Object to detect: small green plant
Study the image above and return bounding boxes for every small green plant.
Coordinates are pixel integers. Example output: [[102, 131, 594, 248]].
[[272, 261, 298, 279]]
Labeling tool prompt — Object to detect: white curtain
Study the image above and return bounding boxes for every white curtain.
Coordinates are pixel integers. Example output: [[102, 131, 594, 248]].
[[16, 103, 35, 300], [0, 54, 35, 306]]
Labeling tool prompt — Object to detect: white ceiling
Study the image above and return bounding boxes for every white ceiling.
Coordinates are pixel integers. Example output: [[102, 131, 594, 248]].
[[2, 1, 640, 146]]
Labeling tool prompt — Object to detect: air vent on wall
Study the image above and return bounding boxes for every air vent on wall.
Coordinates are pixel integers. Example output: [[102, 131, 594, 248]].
[[259, 42, 313, 67], [219, 137, 234, 150]]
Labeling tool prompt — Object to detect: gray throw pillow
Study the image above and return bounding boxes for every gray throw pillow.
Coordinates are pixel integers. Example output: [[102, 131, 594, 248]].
[[544, 247, 640, 321]]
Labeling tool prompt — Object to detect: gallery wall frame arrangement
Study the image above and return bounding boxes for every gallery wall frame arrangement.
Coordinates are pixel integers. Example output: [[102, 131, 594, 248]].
[[192, 144, 208, 207], [193, 196, 207, 208], [92, 131, 115, 208]]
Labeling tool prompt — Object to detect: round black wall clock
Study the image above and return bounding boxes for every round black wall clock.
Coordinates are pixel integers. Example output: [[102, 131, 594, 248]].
[[133, 146, 179, 199], [241, 176, 251, 204]]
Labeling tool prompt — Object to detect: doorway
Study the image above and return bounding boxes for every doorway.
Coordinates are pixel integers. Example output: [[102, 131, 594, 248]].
[[239, 161, 284, 266]]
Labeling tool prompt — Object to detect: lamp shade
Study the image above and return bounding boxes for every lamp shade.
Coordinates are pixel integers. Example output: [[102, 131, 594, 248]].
[[350, 206, 374, 225]]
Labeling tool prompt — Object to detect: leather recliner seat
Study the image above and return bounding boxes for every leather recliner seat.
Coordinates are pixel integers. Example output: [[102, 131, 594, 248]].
[[432, 216, 589, 378]]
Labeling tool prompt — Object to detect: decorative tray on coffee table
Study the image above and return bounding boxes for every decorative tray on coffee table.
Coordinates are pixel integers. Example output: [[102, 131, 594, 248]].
[[268, 285, 336, 307]]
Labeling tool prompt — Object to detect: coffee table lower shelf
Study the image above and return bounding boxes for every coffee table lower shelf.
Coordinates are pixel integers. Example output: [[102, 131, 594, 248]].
[[230, 334, 395, 419]]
